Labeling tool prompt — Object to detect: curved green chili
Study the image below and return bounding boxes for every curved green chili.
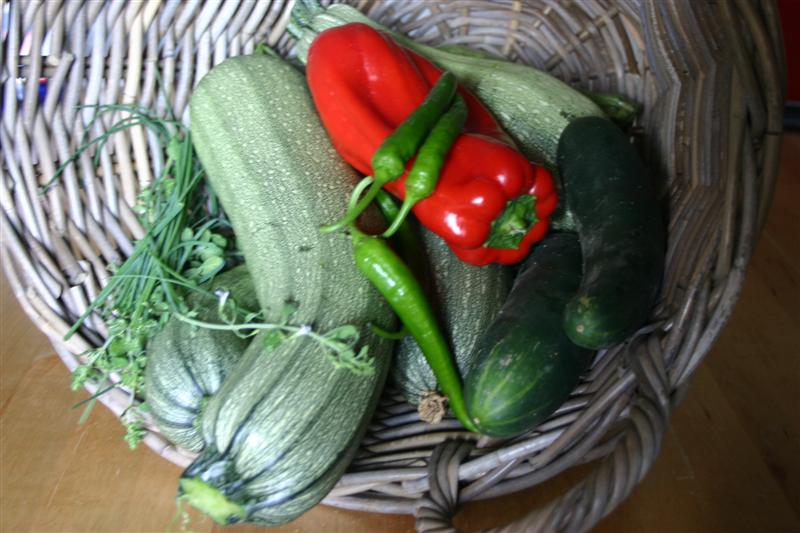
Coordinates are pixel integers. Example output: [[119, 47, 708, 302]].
[[339, 181, 474, 430], [382, 95, 467, 238], [350, 226, 477, 432], [321, 72, 457, 234]]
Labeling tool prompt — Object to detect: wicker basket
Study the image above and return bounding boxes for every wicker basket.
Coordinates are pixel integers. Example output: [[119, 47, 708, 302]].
[[1, 0, 785, 531]]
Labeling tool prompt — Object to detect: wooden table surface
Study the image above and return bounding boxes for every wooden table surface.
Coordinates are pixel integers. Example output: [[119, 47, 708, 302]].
[[2, 134, 798, 533]]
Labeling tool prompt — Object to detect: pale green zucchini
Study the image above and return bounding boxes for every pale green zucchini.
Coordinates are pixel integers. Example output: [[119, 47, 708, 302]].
[[391, 229, 513, 409], [144, 265, 257, 452], [190, 53, 388, 328], [180, 53, 395, 525]]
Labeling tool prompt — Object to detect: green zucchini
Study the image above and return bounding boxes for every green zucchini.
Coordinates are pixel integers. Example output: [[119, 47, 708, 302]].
[[290, 2, 604, 168], [182, 53, 395, 525], [580, 91, 643, 129], [391, 229, 513, 409], [464, 233, 593, 438], [144, 265, 257, 452], [558, 117, 665, 349], [180, 330, 390, 526], [190, 53, 388, 328]]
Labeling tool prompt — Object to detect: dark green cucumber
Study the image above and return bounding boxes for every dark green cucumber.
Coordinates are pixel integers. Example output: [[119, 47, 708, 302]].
[[464, 233, 593, 438], [144, 265, 257, 452], [558, 116, 665, 349], [391, 229, 513, 407]]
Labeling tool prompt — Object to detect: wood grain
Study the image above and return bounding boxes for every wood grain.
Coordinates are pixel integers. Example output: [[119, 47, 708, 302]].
[[1, 134, 798, 532]]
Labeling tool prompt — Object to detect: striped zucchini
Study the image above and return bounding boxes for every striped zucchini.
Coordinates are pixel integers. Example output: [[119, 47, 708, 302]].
[[144, 265, 257, 452], [182, 330, 389, 526], [391, 229, 513, 409], [180, 53, 395, 525]]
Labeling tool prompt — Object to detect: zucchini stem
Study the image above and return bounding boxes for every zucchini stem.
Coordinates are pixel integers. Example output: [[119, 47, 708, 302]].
[[179, 478, 247, 525]]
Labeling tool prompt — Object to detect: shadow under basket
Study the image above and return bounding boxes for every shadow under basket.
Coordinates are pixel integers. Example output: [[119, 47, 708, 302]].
[[0, 1, 785, 531]]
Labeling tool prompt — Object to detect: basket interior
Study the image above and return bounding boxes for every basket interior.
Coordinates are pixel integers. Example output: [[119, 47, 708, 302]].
[[0, 0, 784, 523]]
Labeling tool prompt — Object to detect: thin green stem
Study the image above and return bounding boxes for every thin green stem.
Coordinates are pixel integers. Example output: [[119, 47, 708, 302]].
[[381, 201, 413, 238], [320, 175, 376, 233], [370, 323, 408, 340]]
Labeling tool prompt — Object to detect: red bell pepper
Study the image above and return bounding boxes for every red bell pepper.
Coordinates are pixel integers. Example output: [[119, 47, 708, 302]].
[[306, 23, 557, 265]]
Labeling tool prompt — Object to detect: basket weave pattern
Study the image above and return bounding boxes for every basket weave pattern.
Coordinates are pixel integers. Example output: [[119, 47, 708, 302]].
[[0, 1, 784, 531]]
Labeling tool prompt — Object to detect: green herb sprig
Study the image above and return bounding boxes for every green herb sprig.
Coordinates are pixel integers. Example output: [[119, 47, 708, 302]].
[[55, 106, 231, 445], [170, 298, 375, 377]]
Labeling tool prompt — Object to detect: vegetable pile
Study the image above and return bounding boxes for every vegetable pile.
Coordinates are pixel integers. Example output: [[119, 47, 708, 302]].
[[305, 23, 558, 264], [66, 2, 664, 527]]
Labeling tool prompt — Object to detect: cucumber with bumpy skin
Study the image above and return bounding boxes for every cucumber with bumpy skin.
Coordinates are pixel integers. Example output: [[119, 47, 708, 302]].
[[464, 233, 593, 437], [558, 117, 665, 349]]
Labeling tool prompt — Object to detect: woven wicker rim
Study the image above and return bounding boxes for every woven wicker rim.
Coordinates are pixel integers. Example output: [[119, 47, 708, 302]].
[[0, 1, 784, 531]]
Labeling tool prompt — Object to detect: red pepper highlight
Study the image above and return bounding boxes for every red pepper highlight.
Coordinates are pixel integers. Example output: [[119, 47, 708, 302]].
[[306, 23, 557, 265]]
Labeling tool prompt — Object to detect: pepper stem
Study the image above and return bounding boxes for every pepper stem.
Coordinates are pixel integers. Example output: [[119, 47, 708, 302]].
[[380, 199, 414, 238], [483, 195, 538, 249], [370, 322, 408, 340], [320, 175, 378, 233]]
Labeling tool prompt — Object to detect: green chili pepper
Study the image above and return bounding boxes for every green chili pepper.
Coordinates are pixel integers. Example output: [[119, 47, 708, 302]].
[[320, 72, 457, 234], [372, 71, 458, 179], [350, 226, 477, 432], [368, 192, 416, 341], [382, 95, 467, 238], [340, 182, 475, 431]]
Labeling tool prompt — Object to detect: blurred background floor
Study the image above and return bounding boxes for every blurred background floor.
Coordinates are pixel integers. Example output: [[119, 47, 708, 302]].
[[2, 133, 798, 533]]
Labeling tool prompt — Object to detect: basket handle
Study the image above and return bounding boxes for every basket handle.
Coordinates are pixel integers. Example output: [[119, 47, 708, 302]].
[[414, 392, 672, 533], [415, 440, 472, 533]]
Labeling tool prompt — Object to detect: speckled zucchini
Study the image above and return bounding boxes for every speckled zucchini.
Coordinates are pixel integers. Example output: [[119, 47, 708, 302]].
[[144, 265, 257, 452], [181, 52, 395, 526], [190, 52, 388, 328], [180, 330, 390, 526]]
